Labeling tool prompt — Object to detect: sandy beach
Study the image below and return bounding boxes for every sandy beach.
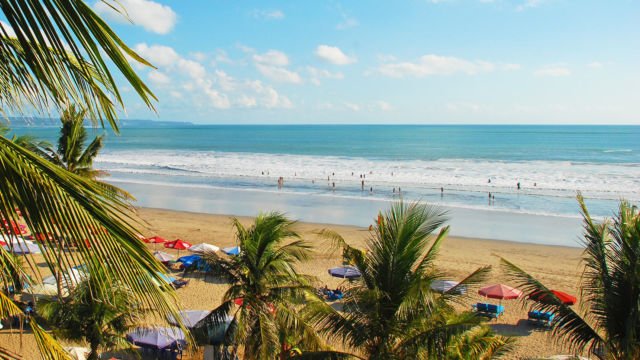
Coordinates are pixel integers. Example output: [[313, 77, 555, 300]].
[[1, 207, 585, 359]]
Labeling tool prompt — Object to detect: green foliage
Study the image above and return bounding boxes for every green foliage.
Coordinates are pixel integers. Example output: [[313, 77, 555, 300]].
[[38, 274, 141, 360], [50, 105, 105, 179], [501, 194, 640, 359], [311, 202, 512, 360], [198, 213, 327, 359]]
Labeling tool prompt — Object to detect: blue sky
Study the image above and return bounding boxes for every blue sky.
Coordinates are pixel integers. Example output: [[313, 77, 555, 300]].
[[95, 0, 639, 124]]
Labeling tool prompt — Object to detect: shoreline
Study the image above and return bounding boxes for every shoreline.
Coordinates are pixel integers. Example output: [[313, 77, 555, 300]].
[[117, 180, 585, 247], [137, 205, 584, 251]]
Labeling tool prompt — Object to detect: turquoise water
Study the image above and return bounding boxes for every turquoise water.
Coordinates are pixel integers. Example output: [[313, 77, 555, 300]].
[[18, 125, 640, 221]]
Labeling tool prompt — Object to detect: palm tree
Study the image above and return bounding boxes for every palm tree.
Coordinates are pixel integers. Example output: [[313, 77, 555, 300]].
[[501, 194, 640, 359], [38, 274, 141, 360], [51, 105, 106, 179], [309, 202, 513, 359], [197, 213, 327, 359], [0, 1, 185, 359]]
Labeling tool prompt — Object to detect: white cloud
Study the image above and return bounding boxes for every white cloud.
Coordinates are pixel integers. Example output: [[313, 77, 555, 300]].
[[377, 101, 392, 111], [148, 71, 171, 86], [93, 0, 177, 34], [307, 67, 344, 85], [247, 80, 293, 109], [177, 59, 206, 79], [315, 45, 357, 65], [134, 43, 180, 67], [344, 102, 361, 111], [251, 9, 285, 20], [213, 50, 233, 65], [135, 43, 294, 109], [516, 0, 543, 11], [253, 50, 289, 67], [378, 54, 495, 78], [252, 50, 302, 84], [336, 17, 359, 30], [190, 52, 207, 62], [503, 63, 522, 71], [534, 65, 571, 77], [256, 64, 302, 84], [587, 61, 603, 69]]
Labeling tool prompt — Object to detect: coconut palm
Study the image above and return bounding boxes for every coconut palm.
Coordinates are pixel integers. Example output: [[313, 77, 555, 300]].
[[38, 274, 141, 360], [197, 213, 327, 359], [501, 194, 640, 359], [0, 1, 184, 359], [50, 105, 105, 179], [309, 202, 513, 359]]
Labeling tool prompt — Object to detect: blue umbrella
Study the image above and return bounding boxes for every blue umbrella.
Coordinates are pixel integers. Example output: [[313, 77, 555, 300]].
[[177, 254, 202, 267], [328, 266, 361, 279], [127, 327, 185, 349], [222, 246, 240, 256]]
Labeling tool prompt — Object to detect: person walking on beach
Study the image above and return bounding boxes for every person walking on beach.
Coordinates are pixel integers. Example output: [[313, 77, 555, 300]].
[[517, 182, 521, 190], [361, 180, 365, 190]]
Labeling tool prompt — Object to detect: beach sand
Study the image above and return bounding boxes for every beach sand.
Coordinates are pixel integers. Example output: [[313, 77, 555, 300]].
[[1, 207, 585, 359]]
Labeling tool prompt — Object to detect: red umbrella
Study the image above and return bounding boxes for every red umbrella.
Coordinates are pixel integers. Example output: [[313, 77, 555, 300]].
[[144, 236, 167, 249], [164, 239, 192, 256], [529, 289, 577, 305], [144, 236, 167, 244], [478, 284, 523, 300]]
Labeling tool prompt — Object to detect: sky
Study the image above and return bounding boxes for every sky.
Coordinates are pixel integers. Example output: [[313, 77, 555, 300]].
[[72, 1, 640, 124]]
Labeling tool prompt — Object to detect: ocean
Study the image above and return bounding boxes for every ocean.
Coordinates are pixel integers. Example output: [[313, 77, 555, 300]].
[[18, 125, 640, 246]]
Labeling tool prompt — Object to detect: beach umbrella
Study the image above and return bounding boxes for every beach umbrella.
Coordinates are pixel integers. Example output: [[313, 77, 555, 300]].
[[168, 310, 211, 328], [127, 327, 186, 350], [24, 283, 67, 299], [478, 284, 523, 300], [165, 239, 192, 256], [144, 235, 167, 249], [177, 254, 202, 267], [3, 241, 41, 254], [153, 251, 175, 262], [529, 289, 577, 305], [189, 243, 220, 254], [43, 267, 87, 288], [328, 266, 362, 279], [222, 246, 240, 256], [430, 280, 466, 294]]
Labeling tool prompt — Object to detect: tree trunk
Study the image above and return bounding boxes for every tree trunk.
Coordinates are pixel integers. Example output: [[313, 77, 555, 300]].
[[88, 338, 100, 360]]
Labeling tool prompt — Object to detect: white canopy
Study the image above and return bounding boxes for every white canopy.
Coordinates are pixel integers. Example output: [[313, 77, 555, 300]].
[[154, 251, 175, 262], [42, 267, 87, 288], [188, 243, 220, 254], [2, 237, 41, 254], [24, 283, 68, 298], [430, 280, 466, 294]]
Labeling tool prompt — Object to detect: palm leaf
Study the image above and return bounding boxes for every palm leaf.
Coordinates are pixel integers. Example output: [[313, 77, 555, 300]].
[[0, 0, 156, 130]]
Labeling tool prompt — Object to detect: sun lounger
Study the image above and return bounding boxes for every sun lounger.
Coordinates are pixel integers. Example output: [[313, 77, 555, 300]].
[[172, 279, 189, 289], [472, 303, 504, 318], [527, 310, 555, 327]]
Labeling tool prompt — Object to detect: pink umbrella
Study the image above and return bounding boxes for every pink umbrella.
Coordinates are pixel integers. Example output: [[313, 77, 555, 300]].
[[478, 284, 523, 300]]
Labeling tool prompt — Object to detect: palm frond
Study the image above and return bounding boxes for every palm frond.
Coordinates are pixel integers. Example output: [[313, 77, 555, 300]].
[[500, 257, 604, 354], [0, 0, 155, 129]]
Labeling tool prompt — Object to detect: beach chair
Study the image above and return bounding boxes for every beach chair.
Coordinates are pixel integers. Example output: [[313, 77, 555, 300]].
[[172, 279, 190, 289], [527, 310, 555, 327], [472, 303, 504, 319]]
